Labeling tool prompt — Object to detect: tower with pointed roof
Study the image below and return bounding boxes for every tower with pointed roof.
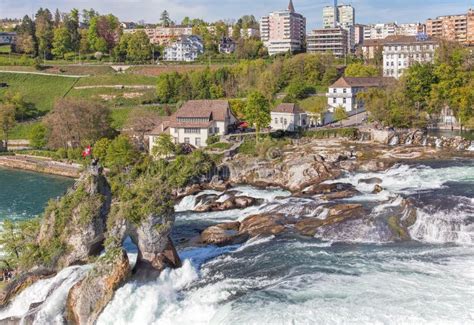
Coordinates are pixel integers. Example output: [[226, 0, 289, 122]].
[[260, 0, 306, 56]]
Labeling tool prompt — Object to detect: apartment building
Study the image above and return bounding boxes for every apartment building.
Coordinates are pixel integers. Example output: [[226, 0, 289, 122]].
[[0, 32, 16, 45], [307, 27, 348, 57], [163, 35, 204, 62], [260, 0, 306, 55], [124, 26, 193, 45], [364, 23, 397, 40], [383, 35, 438, 79], [323, 4, 356, 51], [426, 9, 474, 45]]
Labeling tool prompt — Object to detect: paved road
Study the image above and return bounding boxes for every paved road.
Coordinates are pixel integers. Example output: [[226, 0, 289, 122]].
[[0, 70, 88, 78]]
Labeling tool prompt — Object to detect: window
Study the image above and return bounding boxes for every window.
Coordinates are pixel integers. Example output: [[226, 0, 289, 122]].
[[195, 138, 201, 146], [184, 137, 190, 144], [333, 98, 336, 104], [333, 88, 337, 93], [275, 118, 278, 124], [209, 127, 213, 134], [215, 127, 220, 134], [280, 117, 284, 123], [184, 128, 200, 134], [343, 98, 346, 104], [343, 88, 347, 93], [284, 119, 287, 125]]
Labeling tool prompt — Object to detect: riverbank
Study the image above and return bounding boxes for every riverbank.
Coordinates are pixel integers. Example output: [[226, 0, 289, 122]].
[[0, 155, 81, 178]]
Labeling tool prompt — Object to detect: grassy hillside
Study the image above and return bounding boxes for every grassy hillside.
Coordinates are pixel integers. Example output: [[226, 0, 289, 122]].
[[0, 73, 78, 112], [74, 73, 157, 86]]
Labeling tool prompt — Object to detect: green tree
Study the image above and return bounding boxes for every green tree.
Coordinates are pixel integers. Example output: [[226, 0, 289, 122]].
[[126, 30, 152, 62], [333, 106, 348, 126], [93, 138, 111, 163], [245, 91, 271, 143], [0, 103, 16, 151], [52, 27, 72, 58], [35, 8, 54, 59], [402, 63, 437, 112], [29, 123, 48, 149], [106, 135, 138, 170], [344, 63, 379, 77], [16, 15, 37, 56], [152, 134, 176, 158], [160, 10, 171, 27]]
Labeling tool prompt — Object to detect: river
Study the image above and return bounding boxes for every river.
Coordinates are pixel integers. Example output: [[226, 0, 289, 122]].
[[0, 160, 473, 324], [0, 167, 74, 222]]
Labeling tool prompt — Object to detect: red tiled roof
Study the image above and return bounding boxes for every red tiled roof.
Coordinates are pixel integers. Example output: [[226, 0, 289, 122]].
[[272, 103, 304, 114], [175, 100, 230, 121], [148, 116, 172, 135]]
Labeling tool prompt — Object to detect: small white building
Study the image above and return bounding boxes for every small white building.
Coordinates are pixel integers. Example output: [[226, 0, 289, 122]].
[[163, 35, 204, 62], [327, 77, 396, 113], [148, 100, 237, 153], [270, 103, 308, 132]]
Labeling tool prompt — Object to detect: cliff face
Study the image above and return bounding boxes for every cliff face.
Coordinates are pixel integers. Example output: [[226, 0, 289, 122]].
[[0, 168, 182, 325]]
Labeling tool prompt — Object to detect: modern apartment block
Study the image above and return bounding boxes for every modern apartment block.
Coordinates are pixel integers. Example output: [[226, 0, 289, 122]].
[[124, 26, 193, 45], [322, 3, 356, 51], [163, 35, 204, 62], [260, 0, 306, 56], [0, 32, 16, 45], [426, 9, 474, 45], [363, 23, 424, 40], [307, 27, 348, 57], [322, 4, 355, 28], [383, 35, 438, 79]]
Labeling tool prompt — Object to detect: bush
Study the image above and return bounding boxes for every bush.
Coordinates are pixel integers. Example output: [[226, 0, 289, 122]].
[[206, 142, 232, 150], [303, 128, 359, 139], [29, 123, 48, 149], [206, 135, 220, 145]]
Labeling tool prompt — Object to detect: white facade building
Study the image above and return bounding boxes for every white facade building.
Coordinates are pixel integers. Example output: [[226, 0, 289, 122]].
[[164, 35, 204, 62], [148, 100, 237, 153], [364, 23, 397, 40], [270, 103, 308, 132], [327, 77, 396, 112], [383, 35, 438, 79]]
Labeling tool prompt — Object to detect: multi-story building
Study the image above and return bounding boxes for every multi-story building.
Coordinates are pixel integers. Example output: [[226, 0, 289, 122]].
[[426, 9, 474, 45], [0, 32, 16, 45], [361, 39, 384, 61], [326, 77, 396, 112], [322, 4, 355, 51], [227, 27, 260, 39], [260, 0, 306, 56], [397, 23, 426, 36], [164, 35, 204, 62], [354, 24, 365, 46], [323, 4, 355, 28], [124, 26, 194, 45], [383, 35, 439, 79], [147, 100, 237, 151], [307, 27, 348, 57], [364, 23, 397, 40]]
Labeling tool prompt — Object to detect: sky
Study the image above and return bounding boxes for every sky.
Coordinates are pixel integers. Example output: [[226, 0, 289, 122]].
[[1, 0, 473, 29]]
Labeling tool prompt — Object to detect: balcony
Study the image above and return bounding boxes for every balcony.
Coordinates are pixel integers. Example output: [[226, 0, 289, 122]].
[[326, 92, 352, 98]]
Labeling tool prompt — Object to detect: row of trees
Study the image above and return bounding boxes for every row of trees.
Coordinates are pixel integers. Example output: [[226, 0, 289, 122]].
[[11, 8, 265, 62], [361, 42, 474, 128], [156, 53, 339, 103]]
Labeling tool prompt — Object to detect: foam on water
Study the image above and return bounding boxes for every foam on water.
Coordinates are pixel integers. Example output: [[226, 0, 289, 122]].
[[0, 265, 90, 322], [329, 163, 474, 196]]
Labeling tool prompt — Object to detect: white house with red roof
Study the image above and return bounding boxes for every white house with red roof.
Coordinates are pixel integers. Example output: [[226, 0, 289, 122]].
[[147, 100, 237, 153], [270, 103, 308, 132]]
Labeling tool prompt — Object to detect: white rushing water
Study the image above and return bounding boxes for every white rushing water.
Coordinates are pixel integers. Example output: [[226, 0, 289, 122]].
[[2, 161, 474, 324]]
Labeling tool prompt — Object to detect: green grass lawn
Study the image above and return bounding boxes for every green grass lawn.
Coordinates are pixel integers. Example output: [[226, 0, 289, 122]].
[[8, 121, 41, 140], [75, 73, 157, 86], [0, 72, 78, 112], [0, 45, 11, 54]]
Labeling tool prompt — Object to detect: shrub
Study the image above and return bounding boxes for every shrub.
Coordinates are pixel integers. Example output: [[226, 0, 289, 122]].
[[29, 123, 48, 149], [206, 135, 220, 145]]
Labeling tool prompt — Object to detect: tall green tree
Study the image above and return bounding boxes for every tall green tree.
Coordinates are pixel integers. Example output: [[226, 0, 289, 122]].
[[152, 134, 176, 158], [52, 27, 71, 58], [35, 8, 54, 59], [245, 91, 271, 143], [344, 63, 379, 77], [0, 103, 16, 151], [16, 15, 37, 55], [160, 10, 171, 27]]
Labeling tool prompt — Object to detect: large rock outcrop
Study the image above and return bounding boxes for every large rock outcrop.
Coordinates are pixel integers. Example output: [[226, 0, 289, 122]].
[[66, 248, 131, 325]]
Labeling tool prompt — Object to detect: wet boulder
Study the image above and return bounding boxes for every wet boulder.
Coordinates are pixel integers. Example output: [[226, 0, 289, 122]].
[[372, 184, 384, 194], [295, 204, 366, 237], [194, 193, 262, 212], [200, 222, 249, 246], [239, 214, 296, 237], [358, 177, 382, 185], [67, 248, 131, 325], [299, 182, 356, 197]]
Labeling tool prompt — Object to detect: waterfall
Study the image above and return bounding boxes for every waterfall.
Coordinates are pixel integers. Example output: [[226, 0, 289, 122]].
[[389, 136, 399, 146], [468, 141, 474, 152], [435, 138, 443, 148]]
